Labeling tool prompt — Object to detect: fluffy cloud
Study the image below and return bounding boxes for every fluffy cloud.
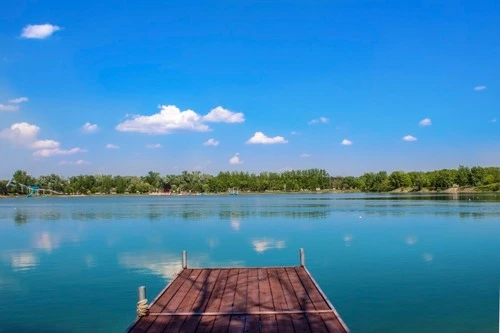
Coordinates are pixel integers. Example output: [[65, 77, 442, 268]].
[[82, 122, 99, 133], [473, 85, 486, 91], [0, 104, 19, 112], [146, 143, 162, 149], [246, 132, 288, 144], [300, 153, 311, 158], [308, 117, 329, 125], [341, 139, 353, 146], [229, 153, 243, 165], [403, 135, 417, 142], [105, 144, 120, 149], [59, 159, 90, 165], [8, 97, 28, 104], [33, 147, 87, 157], [203, 138, 219, 146], [0, 122, 86, 157], [21, 24, 61, 39], [419, 118, 432, 126], [116, 105, 245, 135], [203, 106, 245, 123], [117, 105, 210, 134], [30, 139, 60, 149]]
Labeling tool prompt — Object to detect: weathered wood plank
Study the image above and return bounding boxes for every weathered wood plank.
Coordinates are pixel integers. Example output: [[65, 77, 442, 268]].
[[279, 268, 312, 332], [149, 269, 192, 313], [195, 269, 229, 333], [295, 267, 330, 311], [147, 269, 202, 332], [228, 268, 248, 332], [320, 313, 349, 333], [213, 269, 239, 332], [268, 268, 294, 333], [163, 270, 210, 333], [243, 269, 260, 332], [178, 269, 221, 332]]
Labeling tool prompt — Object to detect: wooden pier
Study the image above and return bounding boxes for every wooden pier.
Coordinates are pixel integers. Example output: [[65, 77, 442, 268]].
[[126, 250, 349, 333]]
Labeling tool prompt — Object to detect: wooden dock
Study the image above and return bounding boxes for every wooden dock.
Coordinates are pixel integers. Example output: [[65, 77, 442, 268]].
[[126, 250, 349, 333]]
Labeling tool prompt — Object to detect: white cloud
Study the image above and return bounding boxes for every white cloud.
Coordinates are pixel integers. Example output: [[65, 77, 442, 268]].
[[419, 118, 432, 126], [8, 97, 28, 104], [403, 135, 417, 142], [146, 143, 162, 149], [31, 139, 60, 149], [105, 143, 120, 149], [0, 104, 19, 112], [21, 24, 61, 39], [34, 147, 87, 157], [203, 106, 245, 123], [300, 153, 311, 158], [229, 153, 243, 165], [203, 138, 219, 146], [1, 122, 86, 157], [116, 105, 209, 134], [246, 131, 288, 144], [82, 122, 99, 133], [1, 122, 40, 140], [473, 85, 486, 91], [308, 116, 329, 125], [341, 139, 353, 146], [59, 159, 90, 165], [251, 239, 286, 253]]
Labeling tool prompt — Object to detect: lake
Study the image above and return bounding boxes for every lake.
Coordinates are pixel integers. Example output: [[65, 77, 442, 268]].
[[0, 193, 499, 332]]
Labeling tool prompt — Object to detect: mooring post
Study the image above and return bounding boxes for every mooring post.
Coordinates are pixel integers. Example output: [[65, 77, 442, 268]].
[[136, 285, 149, 317], [182, 250, 187, 269], [138, 286, 146, 302], [299, 248, 305, 267]]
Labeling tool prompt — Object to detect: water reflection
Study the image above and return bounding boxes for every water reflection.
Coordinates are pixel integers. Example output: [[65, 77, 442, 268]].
[[423, 253, 434, 262], [343, 234, 353, 247], [13, 210, 29, 225], [118, 253, 185, 279], [251, 239, 286, 253], [10, 252, 38, 271], [405, 236, 418, 246], [33, 232, 61, 253]]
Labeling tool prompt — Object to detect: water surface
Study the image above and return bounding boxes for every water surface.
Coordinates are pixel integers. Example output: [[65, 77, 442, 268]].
[[0, 193, 499, 332]]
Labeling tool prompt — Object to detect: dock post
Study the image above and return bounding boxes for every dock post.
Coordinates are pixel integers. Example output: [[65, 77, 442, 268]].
[[182, 250, 187, 269], [136, 286, 148, 317], [299, 248, 305, 267]]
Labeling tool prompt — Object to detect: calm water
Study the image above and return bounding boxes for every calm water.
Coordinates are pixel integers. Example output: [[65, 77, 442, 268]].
[[0, 193, 499, 332]]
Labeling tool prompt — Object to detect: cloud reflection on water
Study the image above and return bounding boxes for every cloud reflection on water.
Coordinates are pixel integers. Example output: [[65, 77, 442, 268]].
[[10, 252, 38, 271], [251, 239, 286, 253]]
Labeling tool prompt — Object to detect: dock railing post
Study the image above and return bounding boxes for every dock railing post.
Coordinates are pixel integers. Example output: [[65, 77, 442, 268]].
[[182, 250, 187, 269], [299, 248, 305, 267], [137, 286, 148, 317]]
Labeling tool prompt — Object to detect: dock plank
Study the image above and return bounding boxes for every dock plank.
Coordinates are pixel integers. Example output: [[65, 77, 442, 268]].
[[179, 269, 221, 332], [127, 266, 349, 333], [228, 268, 248, 333], [243, 268, 260, 332], [278, 268, 312, 333], [195, 269, 229, 333], [268, 268, 294, 333]]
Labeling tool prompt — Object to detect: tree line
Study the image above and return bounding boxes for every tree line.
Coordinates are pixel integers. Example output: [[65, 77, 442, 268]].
[[0, 166, 499, 196]]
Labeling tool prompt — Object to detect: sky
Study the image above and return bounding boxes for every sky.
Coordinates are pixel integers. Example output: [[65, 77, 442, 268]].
[[0, 1, 499, 178]]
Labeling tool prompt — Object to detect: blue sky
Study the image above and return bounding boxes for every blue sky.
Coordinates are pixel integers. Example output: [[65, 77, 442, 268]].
[[0, 1, 499, 178]]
